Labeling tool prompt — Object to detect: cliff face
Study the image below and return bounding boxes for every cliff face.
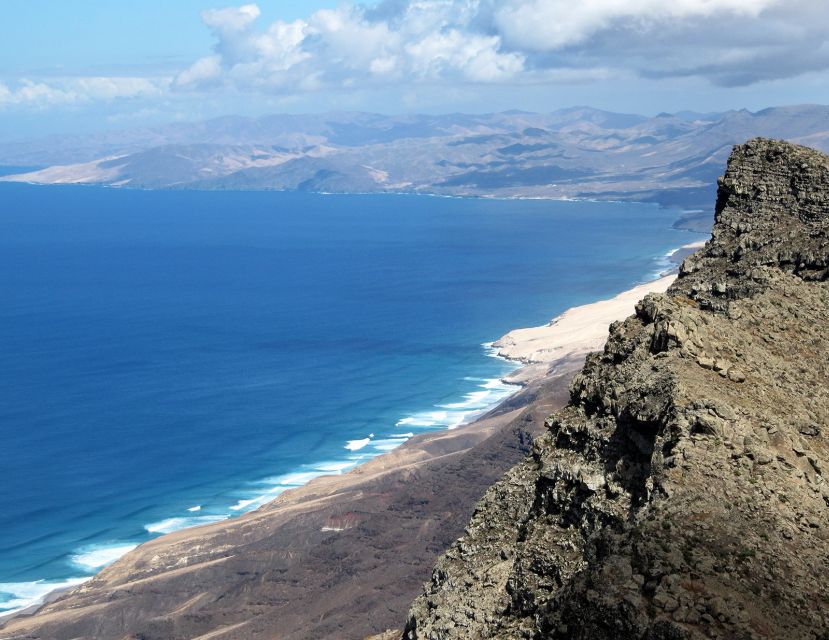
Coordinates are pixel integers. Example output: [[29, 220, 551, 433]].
[[405, 139, 829, 640]]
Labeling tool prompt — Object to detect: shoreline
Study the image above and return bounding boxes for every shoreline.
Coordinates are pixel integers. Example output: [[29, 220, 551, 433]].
[[494, 274, 676, 384], [0, 239, 704, 629], [0, 171, 705, 208], [0, 349, 521, 622]]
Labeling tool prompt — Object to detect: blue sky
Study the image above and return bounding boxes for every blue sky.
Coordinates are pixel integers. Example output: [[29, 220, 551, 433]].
[[0, 1, 333, 76], [1, 0, 828, 140]]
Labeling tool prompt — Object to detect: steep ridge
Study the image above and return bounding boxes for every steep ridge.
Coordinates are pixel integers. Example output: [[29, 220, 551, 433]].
[[405, 139, 829, 640]]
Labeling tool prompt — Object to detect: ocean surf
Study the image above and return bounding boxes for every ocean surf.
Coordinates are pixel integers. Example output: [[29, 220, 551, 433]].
[[0, 184, 704, 614]]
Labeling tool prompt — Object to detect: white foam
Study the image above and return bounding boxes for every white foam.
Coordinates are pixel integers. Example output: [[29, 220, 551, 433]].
[[313, 460, 356, 474], [483, 342, 514, 363], [226, 344, 520, 524], [3, 347, 529, 613], [225, 486, 288, 514], [396, 416, 437, 427], [445, 414, 469, 429], [0, 577, 89, 616], [345, 437, 372, 451], [440, 389, 494, 410], [70, 543, 138, 571], [230, 498, 258, 512], [130, 344, 519, 544], [144, 515, 227, 535], [229, 460, 365, 516], [392, 342, 521, 436], [647, 247, 678, 279], [398, 397, 502, 431], [370, 438, 407, 452]]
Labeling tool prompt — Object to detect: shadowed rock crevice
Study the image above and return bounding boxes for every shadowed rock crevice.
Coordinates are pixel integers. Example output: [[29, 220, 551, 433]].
[[405, 139, 829, 640]]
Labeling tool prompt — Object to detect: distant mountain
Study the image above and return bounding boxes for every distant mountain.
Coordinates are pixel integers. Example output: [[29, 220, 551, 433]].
[[3, 105, 829, 217]]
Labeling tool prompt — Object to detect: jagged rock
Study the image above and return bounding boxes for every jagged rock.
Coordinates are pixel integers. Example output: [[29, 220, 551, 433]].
[[405, 139, 829, 640]]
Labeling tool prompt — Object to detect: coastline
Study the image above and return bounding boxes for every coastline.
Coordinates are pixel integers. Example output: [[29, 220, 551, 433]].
[[0, 170, 705, 206], [0, 185, 705, 622], [0, 239, 703, 634], [492, 239, 704, 386], [494, 274, 674, 385]]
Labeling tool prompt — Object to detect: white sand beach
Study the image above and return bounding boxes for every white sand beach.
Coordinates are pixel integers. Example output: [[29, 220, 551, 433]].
[[492, 240, 704, 385]]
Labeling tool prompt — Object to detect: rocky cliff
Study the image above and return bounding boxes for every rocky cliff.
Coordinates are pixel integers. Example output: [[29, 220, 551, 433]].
[[405, 139, 829, 640]]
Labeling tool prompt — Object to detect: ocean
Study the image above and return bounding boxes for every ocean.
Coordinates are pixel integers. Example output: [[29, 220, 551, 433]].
[[0, 183, 704, 614]]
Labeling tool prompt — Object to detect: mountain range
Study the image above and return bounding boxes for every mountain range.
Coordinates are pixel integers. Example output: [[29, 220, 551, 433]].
[[3, 105, 829, 225]]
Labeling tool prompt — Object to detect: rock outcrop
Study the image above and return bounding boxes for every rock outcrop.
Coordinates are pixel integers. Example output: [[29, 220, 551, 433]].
[[405, 139, 829, 640]]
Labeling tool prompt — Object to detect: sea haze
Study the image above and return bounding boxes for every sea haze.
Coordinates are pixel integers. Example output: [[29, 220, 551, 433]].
[[0, 184, 704, 614]]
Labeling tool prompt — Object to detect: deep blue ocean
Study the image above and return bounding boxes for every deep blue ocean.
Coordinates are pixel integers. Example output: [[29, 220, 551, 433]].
[[0, 183, 704, 613]]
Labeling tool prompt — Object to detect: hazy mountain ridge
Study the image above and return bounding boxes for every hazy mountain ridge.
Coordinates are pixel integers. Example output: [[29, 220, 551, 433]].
[[4, 106, 829, 211]]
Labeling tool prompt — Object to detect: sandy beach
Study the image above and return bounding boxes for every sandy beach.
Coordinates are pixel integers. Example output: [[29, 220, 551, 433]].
[[1, 242, 701, 639], [495, 274, 675, 382], [493, 239, 705, 385]]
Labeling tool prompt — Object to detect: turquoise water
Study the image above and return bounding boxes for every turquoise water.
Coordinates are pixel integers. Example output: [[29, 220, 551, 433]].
[[0, 184, 703, 613]]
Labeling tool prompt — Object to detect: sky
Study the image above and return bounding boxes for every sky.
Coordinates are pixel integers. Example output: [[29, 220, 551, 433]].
[[1, 0, 829, 140]]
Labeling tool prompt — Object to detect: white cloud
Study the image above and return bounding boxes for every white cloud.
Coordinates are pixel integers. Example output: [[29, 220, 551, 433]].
[[200, 4, 263, 66], [175, 55, 223, 87], [202, 3, 261, 32], [0, 77, 167, 108], [74, 77, 165, 100], [4, 0, 828, 114], [175, 2, 527, 92], [171, 0, 829, 94], [405, 30, 523, 82], [494, 0, 780, 51]]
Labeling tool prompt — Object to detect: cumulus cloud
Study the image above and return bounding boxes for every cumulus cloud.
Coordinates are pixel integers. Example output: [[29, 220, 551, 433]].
[[175, 2, 526, 92], [493, 0, 829, 87], [174, 0, 829, 94], [0, 77, 167, 108], [493, 0, 779, 51], [5, 0, 827, 113]]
